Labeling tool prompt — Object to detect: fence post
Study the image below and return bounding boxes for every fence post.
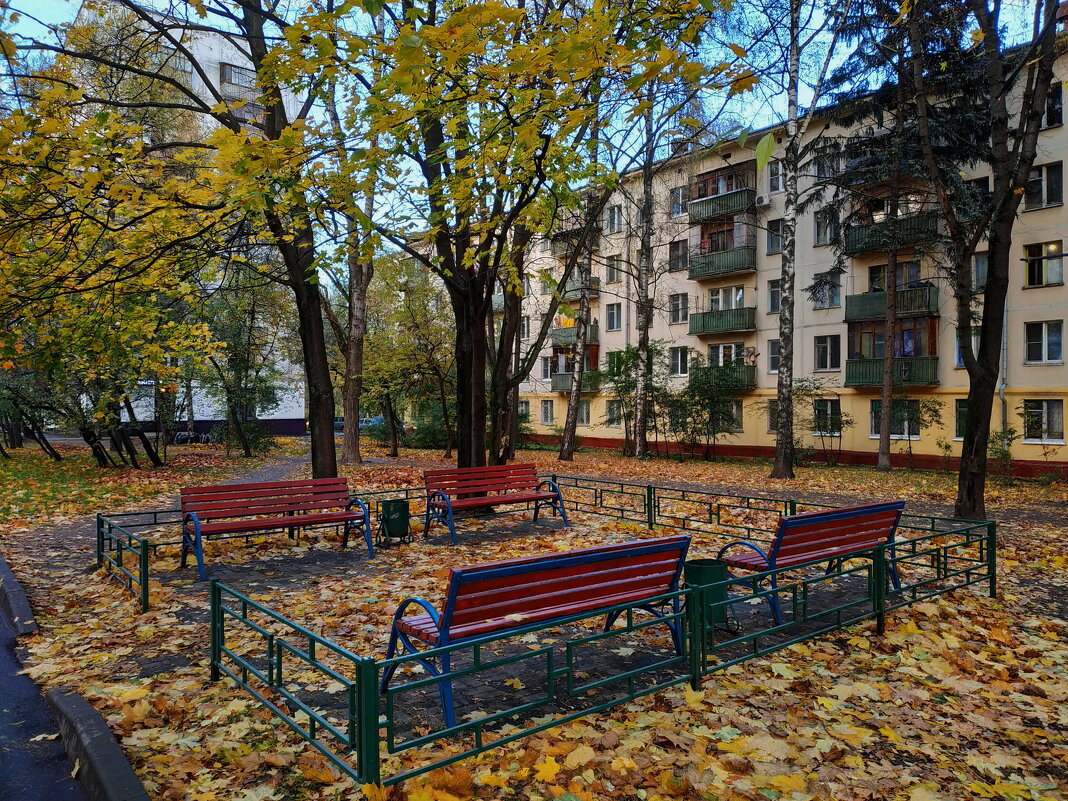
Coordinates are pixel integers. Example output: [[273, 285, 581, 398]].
[[139, 538, 150, 613], [872, 545, 886, 636], [986, 522, 997, 598], [95, 515, 104, 569], [209, 580, 221, 682], [646, 485, 655, 529], [356, 657, 381, 786], [785, 499, 797, 516], [686, 586, 703, 690]]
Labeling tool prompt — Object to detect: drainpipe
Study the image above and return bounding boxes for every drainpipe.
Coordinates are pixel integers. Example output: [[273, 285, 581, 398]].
[[998, 296, 1008, 429]]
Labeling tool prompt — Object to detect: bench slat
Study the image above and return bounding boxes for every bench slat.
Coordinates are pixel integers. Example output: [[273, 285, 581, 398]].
[[181, 478, 348, 495]]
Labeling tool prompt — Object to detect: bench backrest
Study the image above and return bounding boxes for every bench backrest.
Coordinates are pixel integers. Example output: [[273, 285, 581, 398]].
[[771, 501, 906, 565], [180, 478, 352, 522], [437, 536, 690, 641], [424, 463, 541, 497]]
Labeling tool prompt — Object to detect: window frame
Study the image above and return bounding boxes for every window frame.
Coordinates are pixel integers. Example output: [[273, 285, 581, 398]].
[[767, 218, 783, 255], [668, 293, 689, 324], [1024, 163, 1063, 210], [667, 239, 689, 273], [814, 334, 842, 371], [814, 208, 838, 246], [812, 270, 842, 309], [812, 398, 842, 436], [768, 339, 780, 373], [540, 399, 555, 425], [768, 279, 781, 314], [1024, 241, 1064, 288], [669, 186, 690, 217], [605, 399, 623, 428], [1022, 398, 1064, 442], [605, 205, 623, 234], [669, 346, 690, 377], [768, 159, 782, 193], [605, 255, 624, 283], [869, 398, 922, 440], [605, 302, 622, 332], [577, 399, 591, 427], [1024, 320, 1063, 364]]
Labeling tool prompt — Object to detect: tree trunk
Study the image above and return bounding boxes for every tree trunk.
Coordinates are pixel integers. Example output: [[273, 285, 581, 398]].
[[384, 394, 400, 457], [437, 375, 454, 459], [877, 252, 897, 471], [122, 397, 165, 467], [632, 93, 655, 459], [340, 241, 373, 466], [452, 286, 489, 468], [770, 0, 803, 479], [558, 252, 592, 461]]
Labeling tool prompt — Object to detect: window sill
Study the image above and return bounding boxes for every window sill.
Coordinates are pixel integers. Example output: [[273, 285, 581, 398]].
[[813, 305, 842, 311], [1021, 202, 1063, 213], [767, 250, 783, 257], [811, 432, 842, 437], [868, 435, 920, 441], [1023, 360, 1064, 366], [1023, 438, 1065, 445], [813, 368, 841, 373], [605, 327, 622, 333], [1022, 282, 1064, 290], [768, 310, 781, 315], [669, 320, 689, 326], [1040, 121, 1063, 131]]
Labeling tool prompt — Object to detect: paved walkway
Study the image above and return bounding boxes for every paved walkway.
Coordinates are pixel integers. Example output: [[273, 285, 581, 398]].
[[0, 613, 84, 801]]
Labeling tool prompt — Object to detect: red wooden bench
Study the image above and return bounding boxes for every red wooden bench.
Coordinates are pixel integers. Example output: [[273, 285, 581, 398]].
[[379, 535, 690, 726], [179, 478, 372, 580], [716, 500, 905, 624], [423, 463, 568, 544]]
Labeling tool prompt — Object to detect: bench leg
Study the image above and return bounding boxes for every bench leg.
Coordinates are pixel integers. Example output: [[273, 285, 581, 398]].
[[767, 574, 783, 625], [379, 627, 400, 693], [438, 652, 456, 728], [379, 627, 457, 728]]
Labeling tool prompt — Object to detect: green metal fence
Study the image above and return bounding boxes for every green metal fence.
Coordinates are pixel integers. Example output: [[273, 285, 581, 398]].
[[207, 474, 996, 787], [96, 510, 184, 612]]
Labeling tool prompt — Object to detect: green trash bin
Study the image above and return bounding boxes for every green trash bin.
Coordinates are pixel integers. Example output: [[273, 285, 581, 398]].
[[684, 558, 730, 628]]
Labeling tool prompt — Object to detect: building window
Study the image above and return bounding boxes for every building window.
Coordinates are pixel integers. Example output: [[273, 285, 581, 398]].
[[577, 399, 591, 426], [814, 335, 841, 371], [768, 159, 782, 193], [812, 271, 841, 309], [1024, 241, 1063, 287], [540, 399, 555, 425], [605, 204, 623, 234], [606, 350, 625, 374], [518, 400, 530, 422], [973, 252, 988, 291], [606, 303, 622, 331], [708, 342, 745, 367], [870, 398, 921, 439], [220, 62, 257, 90], [539, 237, 551, 252], [669, 186, 689, 217], [669, 293, 689, 324], [668, 240, 688, 272], [606, 255, 624, 283], [814, 208, 838, 246], [605, 399, 623, 428], [1023, 399, 1064, 442], [766, 399, 778, 433], [707, 285, 745, 311], [767, 219, 783, 254], [520, 316, 530, 340], [541, 356, 552, 380], [768, 279, 781, 313], [1025, 163, 1063, 210], [768, 339, 780, 372], [954, 398, 968, 439], [813, 398, 842, 436], [669, 346, 689, 376], [540, 276, 554, 294], [726, 400, 744, 433], [813, 148, 840, 180], [1025, 320, 1063, 363], [1043, 82, 1064, 128], [869, 260, 921, 292]]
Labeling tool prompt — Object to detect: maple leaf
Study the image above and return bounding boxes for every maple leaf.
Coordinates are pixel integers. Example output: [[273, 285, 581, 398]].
[[534, 756, 561, 782], [504, 677, 526, 690], [563, 745, 596, 769]]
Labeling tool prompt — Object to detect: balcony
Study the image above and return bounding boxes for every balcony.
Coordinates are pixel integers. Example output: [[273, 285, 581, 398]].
[[561, 276, 601, 300], [688, 307, 757, 335], [842, 211, 940, 255], [844, 286, 940, 321], [844, 357, 940, 387], [550, 371, 601, 393], [551, 324, 599, 346], [688, 246, 757, 280], [687, 189, 757, 222], [688, 364, 756, 391]]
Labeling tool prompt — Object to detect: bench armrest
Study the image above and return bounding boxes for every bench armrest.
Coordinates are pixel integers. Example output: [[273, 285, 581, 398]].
[[716, 540, 772, 571], [346, 497, 370, 518], [537, 479, 564, 496], [392, 596, 441, 627]]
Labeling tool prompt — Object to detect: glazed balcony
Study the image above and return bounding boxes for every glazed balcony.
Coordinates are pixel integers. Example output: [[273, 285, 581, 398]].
[[561, 276, 601, 300], [688, 364, 757, 391], [550, 371, 601, 393]]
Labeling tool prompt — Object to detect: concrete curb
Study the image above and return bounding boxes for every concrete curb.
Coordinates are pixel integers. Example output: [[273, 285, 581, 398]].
[[45, 690, 151, 801], [0, 551, 38, 635]]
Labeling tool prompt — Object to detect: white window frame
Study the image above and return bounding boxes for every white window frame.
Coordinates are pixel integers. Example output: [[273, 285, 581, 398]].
[[768, 279, 781, 314], [1025, 320, 1063, 364], [812, 398, 842, 436], [541, 356, 552, 380], [814, 208, 837, 247], [669, 186, 689, 217], [708, 342, 744, 367], [1024, 241, 1064, 288], [605, 302, 622, 331], [518, 399, 530, 422], [606, 255, 624, 283], [869, 398, 921, 440], [707, 285, 745, 312], [1023, 163, 1063, 210], [520, 316, 530, 340], [725, 400, 744, 433], [768, 160, 782, 193], [812, 271, 841, 309], [605, 205, 623, 234], [577, 399, 591, 427], [668, 293, 689, 324], [1022, 398, 1064, 443], [767, 219, 783, 255], [540, 399, 555, 425], [667, 240, 688, 273], [814, 335, 841, 371], [669, 346, 689, 377], [768, 339, 780, 373], [605, 399, 623, 428]]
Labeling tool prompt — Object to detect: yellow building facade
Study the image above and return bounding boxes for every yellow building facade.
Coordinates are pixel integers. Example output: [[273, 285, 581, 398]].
[[515, 73, 1068, 475]]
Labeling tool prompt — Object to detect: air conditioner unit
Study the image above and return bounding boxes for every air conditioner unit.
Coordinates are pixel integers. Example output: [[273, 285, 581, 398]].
[[755, 193, 772, 208]]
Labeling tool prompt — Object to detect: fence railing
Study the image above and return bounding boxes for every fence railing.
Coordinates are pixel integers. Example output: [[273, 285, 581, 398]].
[[206, 474, 995, 786], [96, 510, 184, 612]]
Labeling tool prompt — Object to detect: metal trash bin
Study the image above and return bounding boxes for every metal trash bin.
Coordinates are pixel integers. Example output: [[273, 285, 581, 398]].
[[684, 558, 730, 627], [376, 499, 413, 547]]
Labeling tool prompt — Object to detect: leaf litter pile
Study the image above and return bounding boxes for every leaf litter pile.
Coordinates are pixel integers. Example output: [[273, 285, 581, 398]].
[[0, 446, 1065, 801]]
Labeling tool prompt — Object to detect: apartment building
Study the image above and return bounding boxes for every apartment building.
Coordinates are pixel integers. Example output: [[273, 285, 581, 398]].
[[513, 63, 1068, 474]]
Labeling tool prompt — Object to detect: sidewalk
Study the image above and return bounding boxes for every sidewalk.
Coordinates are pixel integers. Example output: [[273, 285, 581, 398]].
[[0, 613, 85, 801]]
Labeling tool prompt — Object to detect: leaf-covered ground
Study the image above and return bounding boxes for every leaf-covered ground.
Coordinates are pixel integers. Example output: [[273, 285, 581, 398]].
[[1, 445, 1065, 801]]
